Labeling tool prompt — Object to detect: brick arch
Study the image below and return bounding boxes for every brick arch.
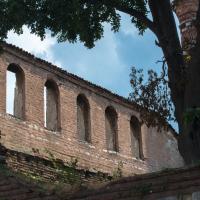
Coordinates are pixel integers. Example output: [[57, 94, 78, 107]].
[[130, 115, 143, 159], [7, 63, 25, 75], [44, 79, 60, 131], [105, 106, 118, 152], [77, 94, 91, 143], [6, 63, 25, 119]]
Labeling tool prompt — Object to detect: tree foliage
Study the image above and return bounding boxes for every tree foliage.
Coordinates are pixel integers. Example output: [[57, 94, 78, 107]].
[[129, 64, 175, 129], [0, 0, 148, 48]]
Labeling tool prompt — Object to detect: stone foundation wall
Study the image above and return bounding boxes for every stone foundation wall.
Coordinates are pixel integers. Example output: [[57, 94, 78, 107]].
[[0, 144, 199, 200], [0, 144, 111, 187]]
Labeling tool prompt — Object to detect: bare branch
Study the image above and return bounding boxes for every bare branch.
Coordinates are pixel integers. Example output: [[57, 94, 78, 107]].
[[156, 58, 167, 80]]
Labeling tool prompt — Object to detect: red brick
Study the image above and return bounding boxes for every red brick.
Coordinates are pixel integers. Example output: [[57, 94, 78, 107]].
[[0, 43, 184, 176]]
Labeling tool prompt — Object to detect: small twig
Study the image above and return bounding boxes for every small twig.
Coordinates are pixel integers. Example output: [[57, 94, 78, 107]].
[[156, 57, 167, 80]]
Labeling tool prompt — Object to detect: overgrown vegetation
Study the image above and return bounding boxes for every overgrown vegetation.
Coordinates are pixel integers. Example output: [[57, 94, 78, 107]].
[[45, 149, 82, 186], [0, 162, 46, 189], [112, 161, 123, 179], [0, 155, 112, 199], [0, 149, 124, 198], [45, 149, 119, 184]]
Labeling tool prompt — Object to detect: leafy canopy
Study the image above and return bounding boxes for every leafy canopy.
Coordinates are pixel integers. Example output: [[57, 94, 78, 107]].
[[0, 0, 148, 48]]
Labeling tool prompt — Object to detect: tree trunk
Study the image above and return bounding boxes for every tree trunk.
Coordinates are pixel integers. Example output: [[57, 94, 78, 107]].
[[178, 51, 200, 164], [149, 0, 200, 164], [178, 13, 200, 163], [148, 0, 185, 125]]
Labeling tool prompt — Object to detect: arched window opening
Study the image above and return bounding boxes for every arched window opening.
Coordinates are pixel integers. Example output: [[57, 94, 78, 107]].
[[77, 94, 91, 142], [44, 80, 60, 131], [105, 106, 118, 152], [130, 116, 142, 159], [6, 64, 25, 119]]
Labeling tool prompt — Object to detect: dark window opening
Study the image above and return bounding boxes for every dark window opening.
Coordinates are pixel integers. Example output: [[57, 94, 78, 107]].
[[44, 80, 60, 131], [130, 116, 143, 159], [77, 94, 91, 142], [105, 106, 118, 152]]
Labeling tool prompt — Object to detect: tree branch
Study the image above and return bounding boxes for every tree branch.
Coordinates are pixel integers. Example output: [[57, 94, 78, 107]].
[[83, 0, 157, 34], [148, 0, 185, 125]]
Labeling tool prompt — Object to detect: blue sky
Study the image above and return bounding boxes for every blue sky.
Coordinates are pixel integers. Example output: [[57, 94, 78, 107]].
[[6, 12, 178, 129], [7, 13, 163, 97]]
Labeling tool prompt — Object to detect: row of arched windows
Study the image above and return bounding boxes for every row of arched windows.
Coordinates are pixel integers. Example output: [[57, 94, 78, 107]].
[[6, 64, 143, 159]]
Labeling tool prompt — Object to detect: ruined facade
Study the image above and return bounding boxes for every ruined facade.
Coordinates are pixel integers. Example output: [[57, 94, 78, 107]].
[[0, 42, 184, 176]]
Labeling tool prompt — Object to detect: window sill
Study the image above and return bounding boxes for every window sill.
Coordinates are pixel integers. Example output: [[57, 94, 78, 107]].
[[6, 113, 25, 121], [103, 149, 118, 155], [78, 140, 95, 149], [131, 156, 146, 162], [44, 127, 62, 134], [103, 149, 146, 163]]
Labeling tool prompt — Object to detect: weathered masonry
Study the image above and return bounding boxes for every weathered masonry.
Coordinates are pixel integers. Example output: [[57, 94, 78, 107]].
[[0, 42, 184, 175], [70, 166, 200, 200]]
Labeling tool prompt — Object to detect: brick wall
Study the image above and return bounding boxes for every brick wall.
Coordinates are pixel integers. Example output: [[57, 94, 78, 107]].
[[0, 42, 184, 176], [0, 146, 200, 200], [175, 0, 199, 48], [0, 144, 111, 187]]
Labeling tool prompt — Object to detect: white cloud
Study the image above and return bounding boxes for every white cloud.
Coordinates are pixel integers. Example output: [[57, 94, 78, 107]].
[[59, 23, 129, 96], [6, 26, 62, 67], [120, 12, 137, 37]]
